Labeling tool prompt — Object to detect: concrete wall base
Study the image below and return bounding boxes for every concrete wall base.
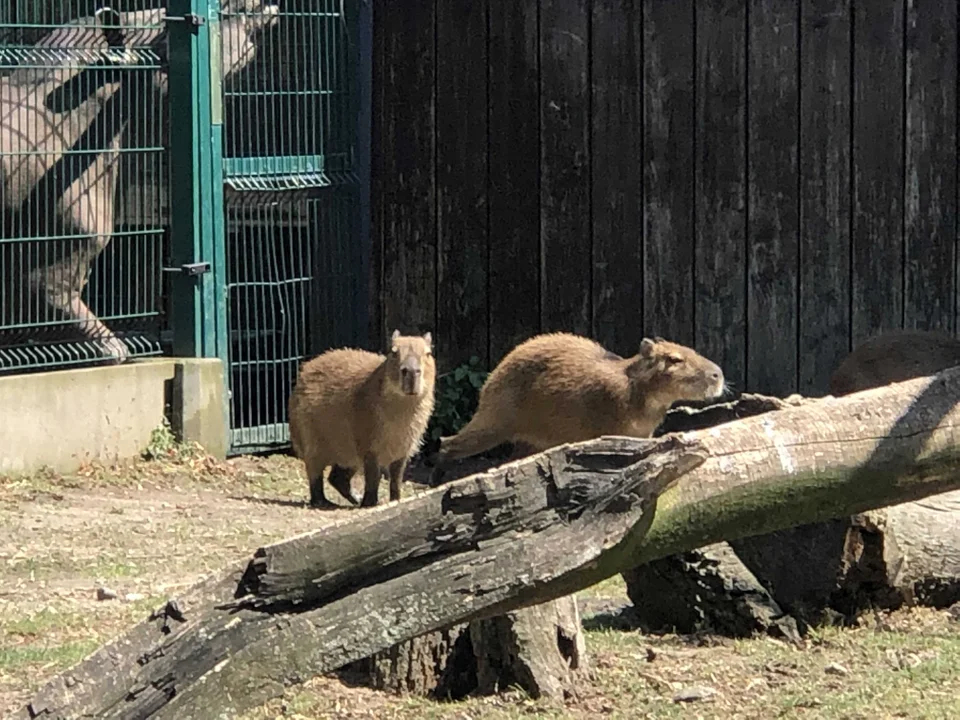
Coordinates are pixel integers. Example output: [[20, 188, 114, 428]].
[[0, 357, 228, 476]]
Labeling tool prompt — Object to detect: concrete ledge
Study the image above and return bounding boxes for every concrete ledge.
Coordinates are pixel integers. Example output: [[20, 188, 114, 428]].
[[0, 357, 228, 475]]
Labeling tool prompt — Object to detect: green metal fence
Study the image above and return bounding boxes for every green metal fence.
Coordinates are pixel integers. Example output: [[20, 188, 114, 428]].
[[0, 1, 170, 371], [1, 0, 371, 454], [217, 0, 369, 453]]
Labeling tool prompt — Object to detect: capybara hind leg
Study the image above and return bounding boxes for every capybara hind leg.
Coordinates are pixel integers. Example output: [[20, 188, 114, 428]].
[[360, 453, 382, 508], [308, 468, 337, 509], [387, 457, 407, 503], [327, 464, 360, 506], [429, 422, 508, 488]]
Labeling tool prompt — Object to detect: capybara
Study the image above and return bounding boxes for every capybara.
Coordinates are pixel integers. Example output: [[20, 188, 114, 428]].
[[829, 329, 960, 396], [429, 332, 726, 486], [289, 330, 436, 508]]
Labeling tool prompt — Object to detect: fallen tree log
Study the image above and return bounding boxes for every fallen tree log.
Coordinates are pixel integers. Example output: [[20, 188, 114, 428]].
[[636, 390, 960, 630], [17, 366, 960, 719]]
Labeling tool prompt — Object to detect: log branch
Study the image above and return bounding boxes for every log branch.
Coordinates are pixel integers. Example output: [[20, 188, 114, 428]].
[[20, 434, 699, 719]]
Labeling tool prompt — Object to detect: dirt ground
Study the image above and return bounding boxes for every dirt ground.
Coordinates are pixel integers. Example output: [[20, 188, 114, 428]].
[[2, 448, 960, 719]]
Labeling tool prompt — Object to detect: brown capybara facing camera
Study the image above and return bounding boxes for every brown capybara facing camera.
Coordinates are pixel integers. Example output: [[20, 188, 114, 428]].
[[429, 332, 726, 486], [289, 330, 437, 508], [829, 329, 960, 397]]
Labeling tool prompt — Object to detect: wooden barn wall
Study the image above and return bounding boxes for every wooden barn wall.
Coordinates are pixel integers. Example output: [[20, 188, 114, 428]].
[[368, 0, 958, 397]]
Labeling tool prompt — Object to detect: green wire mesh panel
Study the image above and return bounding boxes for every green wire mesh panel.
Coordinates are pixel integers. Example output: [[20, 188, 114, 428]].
[[0, 1, 170, 372], [220, 0, 364, 453]]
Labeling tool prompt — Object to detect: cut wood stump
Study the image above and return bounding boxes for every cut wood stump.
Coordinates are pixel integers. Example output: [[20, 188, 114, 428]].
[[344, 625, 469, 696], [466, 595, 586, 700], [622, 542, 801, 643], [351, 596, 586, 701]]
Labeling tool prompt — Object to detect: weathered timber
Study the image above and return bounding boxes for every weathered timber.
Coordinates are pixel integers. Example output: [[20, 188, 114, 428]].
[[19, 365, 960, 719], [642, 0, 696, 347], [746, 0, 799, 396], [694, 0, 747, 388], [903, 0, 957, 331], [798, 0, 851, 394], [851, 0, 904, 343]]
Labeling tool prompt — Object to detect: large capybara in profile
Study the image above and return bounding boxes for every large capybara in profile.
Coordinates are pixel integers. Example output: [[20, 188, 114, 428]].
[[429, 332, 727, 486], [829, 329, 960, 397], [289, 331, 437, 509], [0, 1, 280, 363]]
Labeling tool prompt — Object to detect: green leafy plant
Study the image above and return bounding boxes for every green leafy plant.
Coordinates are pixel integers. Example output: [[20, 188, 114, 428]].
[[426, 356, 488, 446]]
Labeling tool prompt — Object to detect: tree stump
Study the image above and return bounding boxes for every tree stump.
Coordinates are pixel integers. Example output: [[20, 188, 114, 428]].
[[345, 625, 468, 696], [622, 542, 801, 643], [465, 595, 586, 700], [350, 596, 587, 701]]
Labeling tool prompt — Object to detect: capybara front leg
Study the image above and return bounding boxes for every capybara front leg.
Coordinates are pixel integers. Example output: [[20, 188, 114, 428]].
[[308, 467, 338, 509], [360, 453, 382, 508], [387, 457, 407, 503]]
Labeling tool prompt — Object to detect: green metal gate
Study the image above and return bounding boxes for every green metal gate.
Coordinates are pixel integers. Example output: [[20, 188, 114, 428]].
[[168, 0, 371, 454], [1, 1, 170, 371], [0, 1, 369, 451]]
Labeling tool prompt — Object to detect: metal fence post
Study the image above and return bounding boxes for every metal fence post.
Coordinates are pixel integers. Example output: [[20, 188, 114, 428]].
[[167, 0, 230, 425]]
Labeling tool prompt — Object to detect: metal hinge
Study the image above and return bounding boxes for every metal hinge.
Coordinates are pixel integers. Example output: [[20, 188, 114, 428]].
[[162, 262, 211, 277], [164, 14, 206, 32]]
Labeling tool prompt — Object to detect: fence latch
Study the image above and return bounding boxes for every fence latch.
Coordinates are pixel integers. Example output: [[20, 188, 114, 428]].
[[164, 14, 206, 32], [163, 262, 211, 277]]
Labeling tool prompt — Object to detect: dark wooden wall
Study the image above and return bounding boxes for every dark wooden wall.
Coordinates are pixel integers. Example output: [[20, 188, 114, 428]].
[[368, 0, 958, 397]]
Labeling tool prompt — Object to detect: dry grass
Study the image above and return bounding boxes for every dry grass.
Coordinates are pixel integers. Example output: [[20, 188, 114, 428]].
[[2, 445, 959, 719]]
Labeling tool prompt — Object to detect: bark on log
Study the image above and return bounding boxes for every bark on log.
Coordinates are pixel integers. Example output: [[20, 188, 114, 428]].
[[18, 366, 960, 719]]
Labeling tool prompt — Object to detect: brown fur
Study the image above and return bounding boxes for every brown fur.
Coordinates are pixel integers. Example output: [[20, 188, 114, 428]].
[[429, 332, 725, 485], [829, 329, 960, 396], [288, 330, 437, 508]]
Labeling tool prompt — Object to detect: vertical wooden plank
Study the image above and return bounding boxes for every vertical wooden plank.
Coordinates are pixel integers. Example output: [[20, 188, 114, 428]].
[[747, 0, 799, 395], [798, 0, 851, 395], [591, 0, 643, 354], [379, 0, 436, 342], [851, 0, 904, 344], [367, 0, 385, 350], [904, 0, 956, 332], [695, 0, 747, 387], [540, 0, 591, 336], [643, 0, 696, 348], [488, 0, 540, 363], [436, 0, 489, 369]]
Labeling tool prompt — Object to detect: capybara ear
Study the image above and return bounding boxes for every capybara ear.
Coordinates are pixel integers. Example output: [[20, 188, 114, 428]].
[[422, 331, 432, 349], [639, 338, 656, 357]]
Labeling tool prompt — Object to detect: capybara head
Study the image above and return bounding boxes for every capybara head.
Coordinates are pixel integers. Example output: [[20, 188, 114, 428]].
[[385, 330, 436, 397], [631, 337, 726, 406]]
